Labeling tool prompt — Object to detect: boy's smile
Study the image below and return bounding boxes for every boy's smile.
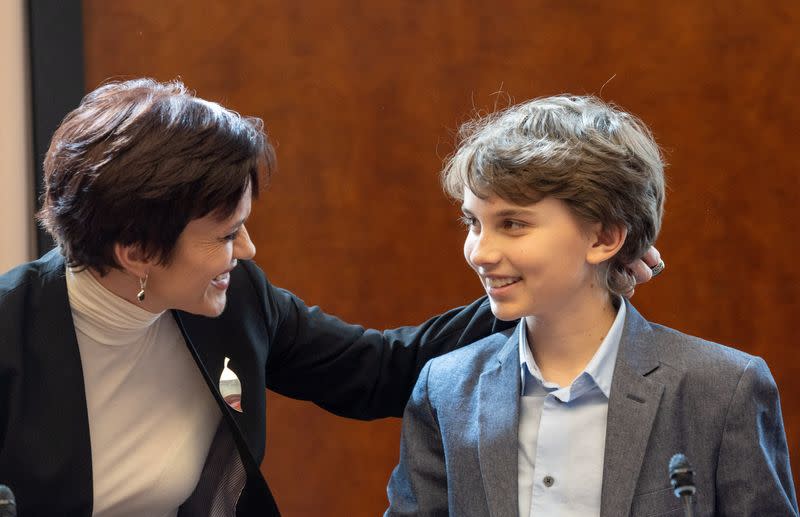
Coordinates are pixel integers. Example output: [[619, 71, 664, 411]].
[[481, 275, 523, 298]]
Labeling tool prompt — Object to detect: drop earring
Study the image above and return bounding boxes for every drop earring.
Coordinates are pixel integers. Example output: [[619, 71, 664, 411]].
[[137, 274, 148, 303]]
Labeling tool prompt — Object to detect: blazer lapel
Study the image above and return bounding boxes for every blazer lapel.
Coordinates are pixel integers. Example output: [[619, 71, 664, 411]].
[[600, 302, 665, 517], [478, 330, 521, 517], [171, 310, 250, 445], [171, 308, 257, 455]]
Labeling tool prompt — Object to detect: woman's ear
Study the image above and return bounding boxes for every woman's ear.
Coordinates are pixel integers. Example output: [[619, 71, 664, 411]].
[[586, 223, 627, 265], [113, 242, 152, 278]]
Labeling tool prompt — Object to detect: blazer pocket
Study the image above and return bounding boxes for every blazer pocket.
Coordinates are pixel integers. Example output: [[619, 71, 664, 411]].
[[630, 486, 682, 517]]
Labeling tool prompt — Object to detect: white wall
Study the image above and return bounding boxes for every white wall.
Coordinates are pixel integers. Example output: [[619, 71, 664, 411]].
[[0, 0, 33, 274]]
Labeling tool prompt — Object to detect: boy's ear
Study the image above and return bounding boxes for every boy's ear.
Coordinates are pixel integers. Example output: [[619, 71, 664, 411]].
[[113, 242, 152, 278], [586, 223, 627, 265]]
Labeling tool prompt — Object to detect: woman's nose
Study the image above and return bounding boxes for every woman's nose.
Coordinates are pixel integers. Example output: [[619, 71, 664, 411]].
[[235, 225, 256, 260]]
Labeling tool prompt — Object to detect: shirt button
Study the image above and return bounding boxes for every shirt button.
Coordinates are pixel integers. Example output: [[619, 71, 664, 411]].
[[543, 475, 555, 487]]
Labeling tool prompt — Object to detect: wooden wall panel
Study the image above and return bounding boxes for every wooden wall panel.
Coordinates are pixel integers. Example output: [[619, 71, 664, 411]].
[[82, 1, 799, 514]]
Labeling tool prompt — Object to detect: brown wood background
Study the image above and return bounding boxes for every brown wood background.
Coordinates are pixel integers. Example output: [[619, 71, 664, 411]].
[[82, 1, 799, 514]]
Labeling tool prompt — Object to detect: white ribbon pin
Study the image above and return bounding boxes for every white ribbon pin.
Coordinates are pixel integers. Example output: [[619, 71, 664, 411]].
[[220, 357, 243, 413]]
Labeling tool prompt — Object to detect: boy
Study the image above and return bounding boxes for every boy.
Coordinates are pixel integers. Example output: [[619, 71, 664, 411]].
[[385, 95, 797, 516]]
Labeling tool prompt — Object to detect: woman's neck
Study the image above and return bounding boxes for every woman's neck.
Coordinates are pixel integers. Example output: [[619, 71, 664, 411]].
[[525, 289, 618, 386], [67, 267, 164, 345], [91, 267, 163, 314]]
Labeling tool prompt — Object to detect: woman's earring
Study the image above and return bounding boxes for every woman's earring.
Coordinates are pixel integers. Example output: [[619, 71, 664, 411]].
[[137, 274, 148, 303]]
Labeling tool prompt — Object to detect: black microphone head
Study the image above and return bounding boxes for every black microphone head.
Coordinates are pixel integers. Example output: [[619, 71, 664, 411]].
[[669, 453, 696, 497], [0, 484, 15, 517]]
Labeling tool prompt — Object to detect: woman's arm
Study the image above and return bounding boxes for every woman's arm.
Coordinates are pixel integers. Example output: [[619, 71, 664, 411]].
[[257, 264, 508, 419]]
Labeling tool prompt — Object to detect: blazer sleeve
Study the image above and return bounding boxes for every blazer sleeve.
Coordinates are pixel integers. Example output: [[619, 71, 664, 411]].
[[248, 262, 513, 419], [385, 361, 448, 516], [715, 356, 798, 516]]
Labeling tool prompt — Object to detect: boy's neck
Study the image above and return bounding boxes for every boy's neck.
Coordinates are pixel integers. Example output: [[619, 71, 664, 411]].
[[524, 290, 619, 387]]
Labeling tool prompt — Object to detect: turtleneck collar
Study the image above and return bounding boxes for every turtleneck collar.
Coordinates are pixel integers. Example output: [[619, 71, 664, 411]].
[[66, 267, 166, 346]]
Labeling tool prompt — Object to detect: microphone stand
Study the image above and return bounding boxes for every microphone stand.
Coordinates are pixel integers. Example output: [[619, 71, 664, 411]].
[[680, 493, 695, 517]]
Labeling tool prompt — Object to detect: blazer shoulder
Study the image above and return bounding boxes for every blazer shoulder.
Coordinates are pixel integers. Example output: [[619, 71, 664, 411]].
[[233, 259, 296, 324], [648, 323, 757, 372], [237, 258, 266, 281], [0, 250, 65, 307], [0, 251, 69, 378], [424, 328, 515, 391], [1, 260, 41, 300], [644, 322, 773, 397]]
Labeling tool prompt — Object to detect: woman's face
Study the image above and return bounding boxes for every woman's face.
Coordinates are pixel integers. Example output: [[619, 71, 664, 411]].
[[143, 188, 255, 317]]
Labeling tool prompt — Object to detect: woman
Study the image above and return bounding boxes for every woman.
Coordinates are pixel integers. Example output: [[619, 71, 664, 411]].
[[385, 95, 797, 516], [0, 80, 658, 516]]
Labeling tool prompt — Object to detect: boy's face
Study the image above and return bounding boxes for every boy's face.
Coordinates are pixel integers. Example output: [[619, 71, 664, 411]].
[[461, 189, 600, 322]]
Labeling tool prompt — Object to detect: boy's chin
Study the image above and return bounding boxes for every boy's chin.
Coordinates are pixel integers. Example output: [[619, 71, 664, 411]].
[[489, 304, 524, 322]]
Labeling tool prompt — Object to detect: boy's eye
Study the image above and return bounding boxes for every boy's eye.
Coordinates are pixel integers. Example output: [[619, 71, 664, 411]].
[[502, 220, 526, 230], [459, 215, 479, 230]]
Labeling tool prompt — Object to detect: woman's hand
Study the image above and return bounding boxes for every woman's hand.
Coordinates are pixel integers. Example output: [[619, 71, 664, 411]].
[[625, 246, 664, 297]]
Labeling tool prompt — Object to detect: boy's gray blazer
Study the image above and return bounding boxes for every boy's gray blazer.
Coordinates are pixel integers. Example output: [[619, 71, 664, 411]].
[[386, 301, 798, 516]]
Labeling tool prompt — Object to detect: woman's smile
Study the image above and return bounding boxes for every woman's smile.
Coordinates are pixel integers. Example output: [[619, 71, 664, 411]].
[[210, 271, 231, 290]]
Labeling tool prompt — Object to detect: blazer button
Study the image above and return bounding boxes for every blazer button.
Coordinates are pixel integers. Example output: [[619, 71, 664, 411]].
[[543, 475, 555, 487]]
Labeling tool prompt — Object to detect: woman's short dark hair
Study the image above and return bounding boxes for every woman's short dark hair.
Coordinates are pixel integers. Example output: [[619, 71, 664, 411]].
[[38, 78, 274, 274]]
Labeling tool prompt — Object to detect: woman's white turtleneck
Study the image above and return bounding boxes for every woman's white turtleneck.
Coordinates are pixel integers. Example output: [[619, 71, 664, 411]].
[[66, 267, 221, 517]]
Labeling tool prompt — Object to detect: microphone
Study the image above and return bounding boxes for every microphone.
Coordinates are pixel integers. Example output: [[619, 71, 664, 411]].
[[0, 485, 16, 517], [669, 453, 695, 517]]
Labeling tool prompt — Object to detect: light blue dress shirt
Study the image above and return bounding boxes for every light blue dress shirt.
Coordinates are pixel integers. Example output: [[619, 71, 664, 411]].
[[517, 301, 626, 517]]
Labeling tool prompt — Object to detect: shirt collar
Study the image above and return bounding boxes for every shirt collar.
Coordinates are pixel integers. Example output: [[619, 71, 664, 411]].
[[519, 298, 626, 400]]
